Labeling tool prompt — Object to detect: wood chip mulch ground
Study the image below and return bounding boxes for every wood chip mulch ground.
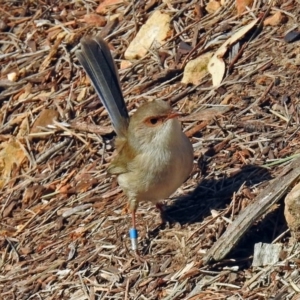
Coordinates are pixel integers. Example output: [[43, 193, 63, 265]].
[[1, 1, 300, 299]]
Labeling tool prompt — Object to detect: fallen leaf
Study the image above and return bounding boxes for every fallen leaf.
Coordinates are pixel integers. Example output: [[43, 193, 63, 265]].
[[77, 87, 87, 102], [264, 11, 287, 26], [208, 19, 258, 86], [207, 54, 225, 87], [74, 178, 98, 193], [285, 181, 300, 240], [2, 201, 18, 218], [96, 0, 123, 14], [220, 93, 234, 104], [83, 14, 106, 27], [120, 60, 133, 70], [17, 117, 29, 137], [22, 185, 47, 205], [206, 0, 221, 14], [58, 184, 72, 194], [236, 0, 253, 15], [181, 52, 213, 85], [39, 35, 64, 72], [19, 246, 33, 255], [47, 28, 61, 41], [125, 11, 171, 59], [30, 109, 59, 136], [7, 72, 18, 82], [64, 32, 77, 45], [0, 138, 27, 189]]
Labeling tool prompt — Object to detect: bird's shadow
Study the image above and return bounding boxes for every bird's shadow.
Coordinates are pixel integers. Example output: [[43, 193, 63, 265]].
[[163, 164, 272, 225], [142, 165, 281, 257]]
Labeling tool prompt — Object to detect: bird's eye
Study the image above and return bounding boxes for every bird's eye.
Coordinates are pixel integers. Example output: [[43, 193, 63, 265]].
[[144, 116, 163, 126], [150, 118, 158, 125]]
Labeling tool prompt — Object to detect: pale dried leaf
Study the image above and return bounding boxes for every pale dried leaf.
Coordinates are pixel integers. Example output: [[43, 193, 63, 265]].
[[181, 52, 213, 85], [208, 19, 258, 86], [77, 87, 87, 102], [0, 138, 27, 189], [206, 0, 222, 14], [124, 11, 171, 59], [7, 72, 18, 82]]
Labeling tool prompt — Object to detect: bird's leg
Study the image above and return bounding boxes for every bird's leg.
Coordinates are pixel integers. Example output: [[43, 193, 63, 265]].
[[129, 208, 138, 252], [131, 210, 136, 228], [129, 210, 146, 262]]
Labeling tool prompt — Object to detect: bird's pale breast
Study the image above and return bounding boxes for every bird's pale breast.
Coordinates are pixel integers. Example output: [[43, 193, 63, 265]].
[[117, 130, 193, 205]]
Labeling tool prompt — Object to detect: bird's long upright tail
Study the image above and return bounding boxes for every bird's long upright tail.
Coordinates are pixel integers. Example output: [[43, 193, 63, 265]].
[[76, 36, 129, 137]]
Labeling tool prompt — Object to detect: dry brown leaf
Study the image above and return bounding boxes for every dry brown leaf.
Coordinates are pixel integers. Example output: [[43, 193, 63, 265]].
[[0, 138, 27, 189], [220, 93, 234, 104], [19, 246, 33, 255], [264, 11, 287, 26], [206, 0, 222, 14], [17, 117, 29, 137], [2, 201, 18, 218], [30, 109, 59, 136], [236, 0, 253, 15], [69, 178, 98, 194], [96, 0, 123, 14], [39, 35, 65, 72], [22, 185, 47, 205], [0, 229, 16, 238], [47, 28, 62, 41], [120, 60, 133, 70], [64, 32, 77, 44], [83, 14, 106, 26], [58, 183, 72, 194]]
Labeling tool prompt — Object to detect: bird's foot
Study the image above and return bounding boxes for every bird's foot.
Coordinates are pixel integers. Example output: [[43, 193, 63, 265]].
[[155, 202, 165, 212], [156, 202, 169, 224]]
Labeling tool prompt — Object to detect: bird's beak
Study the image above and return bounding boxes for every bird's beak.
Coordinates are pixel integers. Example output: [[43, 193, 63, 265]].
[[165, 111, 181, 120]]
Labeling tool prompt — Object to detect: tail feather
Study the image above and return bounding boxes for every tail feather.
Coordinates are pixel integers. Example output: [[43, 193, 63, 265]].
[[76, 36, 129, 137]]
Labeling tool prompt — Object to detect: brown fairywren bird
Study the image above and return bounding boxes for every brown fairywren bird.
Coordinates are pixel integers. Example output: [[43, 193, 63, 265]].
[[76, 36, 193, 250]]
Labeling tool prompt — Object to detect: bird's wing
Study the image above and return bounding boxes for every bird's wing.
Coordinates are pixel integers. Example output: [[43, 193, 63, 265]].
[[107, 137, 137, 175]]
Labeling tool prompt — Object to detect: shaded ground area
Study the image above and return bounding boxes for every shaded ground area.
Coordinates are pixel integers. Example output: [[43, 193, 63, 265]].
[[1, 0, 300, 299]]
